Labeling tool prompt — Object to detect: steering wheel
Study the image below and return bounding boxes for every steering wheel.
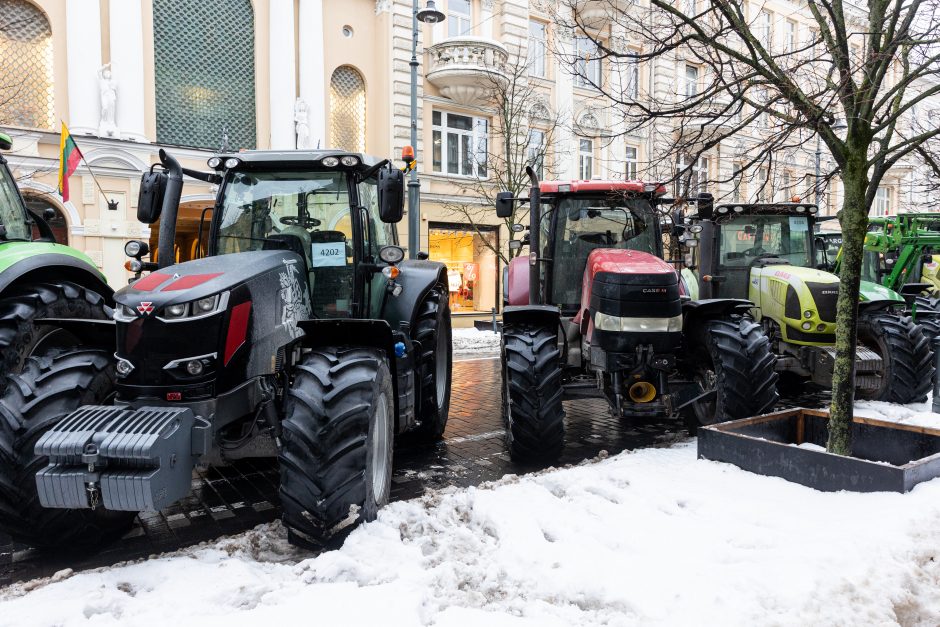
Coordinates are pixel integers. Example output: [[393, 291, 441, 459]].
[[744, 246, 766, 257], [280, 215, 321, 228]]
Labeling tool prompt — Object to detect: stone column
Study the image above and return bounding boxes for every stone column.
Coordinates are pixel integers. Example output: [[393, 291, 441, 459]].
[[65, 0, 102, 136], [298, 0, 325, 148], [269, 1, 297, 149], [109, 0, 148, 141]]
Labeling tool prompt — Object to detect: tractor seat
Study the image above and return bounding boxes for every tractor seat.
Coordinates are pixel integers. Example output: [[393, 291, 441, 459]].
[[309, 230, 354, 317], [263, 233, 310, 271]]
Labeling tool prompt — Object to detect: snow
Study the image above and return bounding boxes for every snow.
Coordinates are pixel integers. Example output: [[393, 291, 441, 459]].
[[6, 440, 940, 626], [452, 327, 500, 354], [855, 393, 940, 430]]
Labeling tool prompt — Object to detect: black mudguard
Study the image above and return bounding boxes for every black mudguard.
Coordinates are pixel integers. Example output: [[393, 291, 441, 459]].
[[859, 299, 904, 314], [382, 260, 448, 333], [0, 253, 113, 302], [502, 304, 560, 331], [681, 298, 753, 328], [34, 317, 117, 350]]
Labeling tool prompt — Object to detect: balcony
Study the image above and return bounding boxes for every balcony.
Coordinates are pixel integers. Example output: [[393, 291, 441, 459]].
[[576, 0, 633, 31], [425, 37, 509, 107]]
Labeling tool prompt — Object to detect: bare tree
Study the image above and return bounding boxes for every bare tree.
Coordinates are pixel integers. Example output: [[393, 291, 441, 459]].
[[443, 52, 566, 264], [553, 0, 940, 454]]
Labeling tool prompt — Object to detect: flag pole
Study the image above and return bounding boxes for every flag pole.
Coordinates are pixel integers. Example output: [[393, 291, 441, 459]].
[[60, 122, 119, 210]]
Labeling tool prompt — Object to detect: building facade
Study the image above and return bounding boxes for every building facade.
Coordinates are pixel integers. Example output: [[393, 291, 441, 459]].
[[0, 0, 935, 324]]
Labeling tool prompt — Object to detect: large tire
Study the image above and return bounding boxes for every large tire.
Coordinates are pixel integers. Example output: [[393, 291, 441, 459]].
[[682, 317, 778, 430], [0, 281, 111, 394], [411, 286, 452, 443], [857, 312, 932, 403], [279, 347, 394, 549], [501, 324, 565, 464], [0, 349, 134, 549]]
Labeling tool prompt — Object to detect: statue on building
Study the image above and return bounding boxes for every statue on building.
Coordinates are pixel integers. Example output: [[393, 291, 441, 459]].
[[294, 98, 310, 149], [97, 64, 118, 138]]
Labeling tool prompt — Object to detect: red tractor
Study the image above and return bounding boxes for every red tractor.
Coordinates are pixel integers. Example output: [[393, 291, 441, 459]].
[[496, 169, 778, 462]]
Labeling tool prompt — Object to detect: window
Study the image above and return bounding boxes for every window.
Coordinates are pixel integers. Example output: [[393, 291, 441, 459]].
[[429, 224, 499, 313], [754, 87, 768, 128], [329, 66, 366, 153], [625, 57, 640, 99], [0, 0, 54, 129], [684, 64, 699, 98], [676, 154, 709, 196], [579, 139, 594, 180], [154, 0, 256, 149], [875, 187, 892, 216], [732, 163, 744, 202], [574, 37, 602, 88], [526, 129, 545, 179], [683, 0, 696, 16], [528, 21, 547, 78], [778, 171, 792, 201], [625, 146, 638, 179], [784, 20, 797, 52], [754, 167, 768, 202], [757, 10, 772, 48], [432, 111, 488, 177], [448, 0, 471, 37]]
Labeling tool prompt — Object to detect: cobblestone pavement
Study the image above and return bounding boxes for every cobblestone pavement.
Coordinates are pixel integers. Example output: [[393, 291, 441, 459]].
[[0, 355, 827, 587]]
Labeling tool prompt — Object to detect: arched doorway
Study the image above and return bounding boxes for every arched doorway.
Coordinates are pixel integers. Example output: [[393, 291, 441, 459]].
[[24, 196, 68, 244]]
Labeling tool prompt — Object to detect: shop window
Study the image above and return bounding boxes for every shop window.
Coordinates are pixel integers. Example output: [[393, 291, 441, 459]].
[[0, 0, 54, 129], [432, 110, 488, 178], [429, 223, 499, 313], [330, 66, 366, 153]]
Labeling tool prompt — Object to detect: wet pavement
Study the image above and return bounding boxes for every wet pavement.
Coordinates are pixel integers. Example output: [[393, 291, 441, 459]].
[[0, 355, 828, 587]]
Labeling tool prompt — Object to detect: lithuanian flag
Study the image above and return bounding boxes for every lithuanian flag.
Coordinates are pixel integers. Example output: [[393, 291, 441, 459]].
[[57, 123, 82, 202]]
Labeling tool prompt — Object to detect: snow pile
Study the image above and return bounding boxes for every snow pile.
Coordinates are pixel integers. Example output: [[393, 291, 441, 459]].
[[452, 327, 500, 354], [5, 443, 940, 626], [855, 393, 940, 430]]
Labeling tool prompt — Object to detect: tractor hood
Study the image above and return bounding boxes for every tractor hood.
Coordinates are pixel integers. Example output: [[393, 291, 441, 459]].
[[859, 279, 905, 304], [116, 250, 304, 311]]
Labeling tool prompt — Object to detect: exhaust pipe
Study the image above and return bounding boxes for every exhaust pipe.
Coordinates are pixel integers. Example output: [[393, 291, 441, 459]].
[[526, 165, 541, 305], [157, 149, 183, 269]]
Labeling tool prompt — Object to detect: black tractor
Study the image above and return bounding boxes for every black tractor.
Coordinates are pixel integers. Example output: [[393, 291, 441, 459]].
[[0, 148, 452, 549]]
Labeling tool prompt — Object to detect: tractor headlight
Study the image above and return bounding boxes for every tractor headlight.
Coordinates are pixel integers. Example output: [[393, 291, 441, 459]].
[[796, 206, 807, 213], [321, 156, 340, 167], [732, 206, 744, 213], [801, 321, 813, 330], [689, 224, 704, 234], [158, 292, 229, 322], [803, 310, 814, 319], [207, 157, 222, 169], [717, 207, 729, 214], [594, 311, 683, 333], [816, 323, 826, 331], [195, 295, 219, 313], [165, 303, 188, 318], [340, 155, 360, 167], [224, 158, 241, 169]]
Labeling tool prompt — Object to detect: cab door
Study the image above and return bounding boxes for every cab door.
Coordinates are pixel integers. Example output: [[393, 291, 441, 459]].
[[358, 177, 396, 319]]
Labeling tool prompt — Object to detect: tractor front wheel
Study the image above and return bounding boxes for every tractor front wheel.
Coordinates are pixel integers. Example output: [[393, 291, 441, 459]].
[[682, 317, 778, 432], [0, 349, 134, 549], [0, 281, 111, 394], [279, 347, 394, 549], [411, 286, 452, 443], [502, 324, 565, 464], [857, 312, 932, 403]]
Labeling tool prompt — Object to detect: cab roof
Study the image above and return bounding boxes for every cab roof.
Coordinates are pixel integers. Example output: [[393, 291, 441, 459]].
[[538, 180, 667, 195], [216, 150, 383, 169]]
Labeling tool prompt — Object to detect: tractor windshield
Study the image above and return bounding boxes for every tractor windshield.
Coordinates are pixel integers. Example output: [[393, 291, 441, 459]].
[[718, 214, 813, 269], [549, 195, 658, 307], [0, 163, 29, 240], [215, 170, 354, 259]]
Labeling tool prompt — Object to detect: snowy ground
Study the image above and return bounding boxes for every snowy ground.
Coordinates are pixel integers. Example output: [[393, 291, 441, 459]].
[[452, 327, 500, 355], [856, 393, 940, 429], [5, 399, 940, 626]]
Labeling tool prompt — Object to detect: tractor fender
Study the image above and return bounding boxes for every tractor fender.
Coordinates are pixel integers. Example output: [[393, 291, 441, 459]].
[[0, 252, 113, 303], [297, 318, 404, 427], [382, 259, 448, 332], [33, 317, 117, 350], [858, 299, 904, 314], [681, 298, 754, 330], [502, 304, 560, 332]]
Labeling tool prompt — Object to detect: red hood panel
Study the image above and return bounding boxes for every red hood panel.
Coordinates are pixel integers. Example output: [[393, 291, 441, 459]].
[[585, 249, 675, 277]]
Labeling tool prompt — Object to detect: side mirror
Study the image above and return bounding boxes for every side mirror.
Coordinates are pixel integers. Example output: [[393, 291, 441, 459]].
[[43, 207, 56, 221], [696, 192, 714, 219], [495, 191, 514, 218], [814, 237, 827, 250], [377, 168, 405, 223], [137, 169, 167, 224]]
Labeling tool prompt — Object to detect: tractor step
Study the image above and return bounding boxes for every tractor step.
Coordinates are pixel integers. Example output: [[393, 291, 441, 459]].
[[807, 345, 882, 389], [35, 405, 201, 512]]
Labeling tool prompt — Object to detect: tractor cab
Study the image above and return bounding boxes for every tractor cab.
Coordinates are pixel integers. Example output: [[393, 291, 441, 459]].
[[0, 132, 58, 244]]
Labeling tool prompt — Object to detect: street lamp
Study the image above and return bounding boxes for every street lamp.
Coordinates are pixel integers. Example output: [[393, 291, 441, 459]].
[[815, 120, 847, 211], [408, 0, 445, 259]]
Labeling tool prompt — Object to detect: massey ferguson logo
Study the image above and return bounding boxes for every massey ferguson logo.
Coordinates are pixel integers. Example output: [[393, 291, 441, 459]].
[[137, 301, 155, 315]]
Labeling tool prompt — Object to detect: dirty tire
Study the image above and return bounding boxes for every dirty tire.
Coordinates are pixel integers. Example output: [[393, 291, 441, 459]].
[[913, 294, 940, 315], [857, 313, 932, 403], [682, 317, 778, 432], [411, 286, 452, 443], [502, 324, 565, 464], [279, 347, 394, 549], [0, 348, 133, 549], [0, 282, 111, 395]]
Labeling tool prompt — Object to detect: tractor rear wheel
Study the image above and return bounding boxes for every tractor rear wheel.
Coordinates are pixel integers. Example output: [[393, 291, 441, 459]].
[[502, 324, 565, 464], [411, 286, 452, 443], [0, 281, 111, 394], [279, 347, 394, 549], [0, 349, 134, 549], [857, 312, 932, 403], [682, 317, 778, 432]]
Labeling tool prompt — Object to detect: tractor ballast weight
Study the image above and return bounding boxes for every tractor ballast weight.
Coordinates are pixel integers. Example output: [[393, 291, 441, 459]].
[[0, 148, 453, 550], [497, 170, 778, 463]]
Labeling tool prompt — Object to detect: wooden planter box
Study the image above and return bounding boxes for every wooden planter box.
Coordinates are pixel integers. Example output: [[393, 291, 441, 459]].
[[698, 408, 940, 493]]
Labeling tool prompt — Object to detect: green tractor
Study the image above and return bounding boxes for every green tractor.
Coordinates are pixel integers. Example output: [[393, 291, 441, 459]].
[[0, 131, 112, 391], [682, 202, 932, 403]]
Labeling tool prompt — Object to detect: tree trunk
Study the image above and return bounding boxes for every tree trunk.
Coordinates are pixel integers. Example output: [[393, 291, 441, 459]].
[[828, 161, 869, 455]]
